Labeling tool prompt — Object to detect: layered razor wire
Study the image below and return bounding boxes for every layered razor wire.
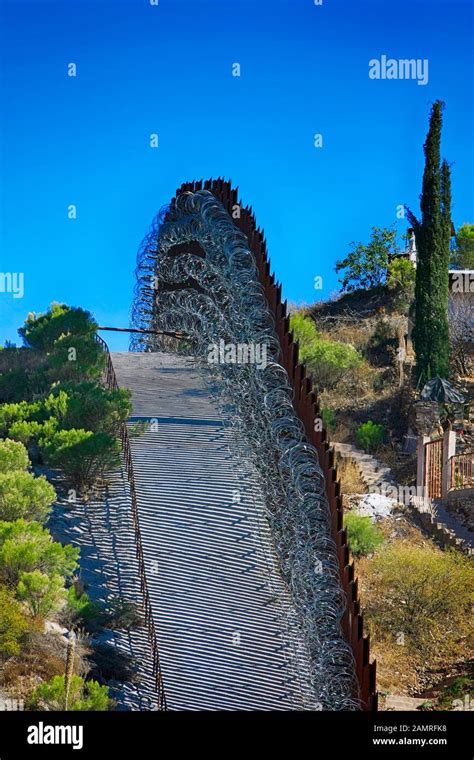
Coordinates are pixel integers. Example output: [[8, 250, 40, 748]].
[[130, 189, 359, 710]]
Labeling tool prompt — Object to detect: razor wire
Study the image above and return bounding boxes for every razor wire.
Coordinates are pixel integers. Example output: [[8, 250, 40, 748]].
[[131, 189, 359, 710]]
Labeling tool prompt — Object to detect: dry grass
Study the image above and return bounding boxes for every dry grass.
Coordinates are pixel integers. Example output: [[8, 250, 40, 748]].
[[336, 455, 366, 504]]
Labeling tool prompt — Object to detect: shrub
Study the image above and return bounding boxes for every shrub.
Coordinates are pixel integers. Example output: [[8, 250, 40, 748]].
[[0, 520, 79, 586], [0, 439, 30, 473], [0, 587, 30, 657], [387, 257, 416, 301], [321, 407, 336, 432], [290, 313, 363, 389], [65, 585, 102, 628], [344, 512, 384, 556], [42, 429, 121, 491], [356, 420, 385, 452], [0, 401, 42, 437], [361, 542, 474, 662], [0, 471, 56, 522], [101, 598, 144, 631], [27, 674, 111, 711], [17, 571, 66, 618], [57, 382, 131, 435]]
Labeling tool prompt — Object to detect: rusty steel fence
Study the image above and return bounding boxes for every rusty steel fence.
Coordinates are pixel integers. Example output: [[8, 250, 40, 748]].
[[169, 178, 377, 711], [424, 438, 443, 499], [95, 334, 167, 710], [450, 453, 474, 490]]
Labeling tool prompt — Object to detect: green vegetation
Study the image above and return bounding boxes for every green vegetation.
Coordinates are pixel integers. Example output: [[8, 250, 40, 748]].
[[0, 587, 30, 657], [356, 421, 385, 452], [335, 226, 397, 291], [361, 542, 473, 664], [387, 257, 416, 308], [451, 222, 474, 270], [27, 674, 111, 711], [0, 520, 79, 585], [344, 512, 384, 556], [406, 100, 452, 381], [290, 312, 363, 389], [0, 304, 125, 710]]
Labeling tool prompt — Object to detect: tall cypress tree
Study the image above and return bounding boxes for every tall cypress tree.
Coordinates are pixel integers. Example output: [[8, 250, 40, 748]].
[[406, 100, 452, 382]]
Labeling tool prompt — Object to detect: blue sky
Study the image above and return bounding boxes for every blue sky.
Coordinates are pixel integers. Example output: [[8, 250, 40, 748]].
[[0, 0, 473, 350]]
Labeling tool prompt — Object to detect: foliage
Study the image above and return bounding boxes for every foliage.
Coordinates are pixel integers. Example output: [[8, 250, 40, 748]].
[[344, 512, 384, 556], [406, 101, 452, 381], [356, 420, 385, 452], [0, 471, 56, 522], [57, 382, 131, 435], [0, 439, 29, 473], [65, 585, 103, 628], [17, 571, 66, 618], [27, 674, 111, 711], [361, 542, 474, 661], [18, 304, 104, 383], [42, 429, 121, 491], [335, 227, 397, 291], [321, 407, 336, 432], [451, 223, 474, 270], [101, 598, 144, 631], [0, 520, 79, 586], [19, 304, 97, 352], [290, 313, 363, 389], [0, 587, 30, 657], [387, 257, 416, 309]]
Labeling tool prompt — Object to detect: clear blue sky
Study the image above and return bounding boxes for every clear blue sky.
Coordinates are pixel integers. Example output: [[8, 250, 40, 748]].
[[1, 0, 473, 350]]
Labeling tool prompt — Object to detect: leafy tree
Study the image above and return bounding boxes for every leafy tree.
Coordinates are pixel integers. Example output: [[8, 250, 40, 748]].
[[42, 429, 121, 491], [0, 471, 56, 522], [406, 101, 452, 381], [0, 401, 42, 438], [344, 512, 384, 557], [0, 520, 79, 585], [451, 223, 474, 270], [27, 674, 111, 711], [0, 439, 30, 473], [0, 587, 30, 657], [17, 571, 66, 618], [335, 227, 397, 291]]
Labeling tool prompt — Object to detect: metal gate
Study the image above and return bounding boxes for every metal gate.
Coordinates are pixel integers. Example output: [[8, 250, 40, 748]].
[[424, 438, 443, 499]]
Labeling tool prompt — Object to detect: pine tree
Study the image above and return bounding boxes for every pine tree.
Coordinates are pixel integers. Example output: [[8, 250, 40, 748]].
[[406, 101, 452, 382]]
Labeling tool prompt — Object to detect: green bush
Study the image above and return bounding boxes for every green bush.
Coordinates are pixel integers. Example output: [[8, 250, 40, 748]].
[[0, 520, 79, 586], [356, 420, 385, 452], [290, 313, 363, 389], [42, 429, 121, 491], [65, 585, 102, 628], [0, 439, 30, 473], [362, 543, 474, 661], [0, 401, 42, 437], [344, 512, 384, 556], [0, 471, 56, 522], [321, 407, 336, 432], [27, 674, 111, 711], [17, 571, 66, 618], [57, 382, 131, 435], [0, 586, 30, 657]]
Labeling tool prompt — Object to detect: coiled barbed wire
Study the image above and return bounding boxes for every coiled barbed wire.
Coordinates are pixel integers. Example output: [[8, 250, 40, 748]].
[[131, 190, 359, 710]]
